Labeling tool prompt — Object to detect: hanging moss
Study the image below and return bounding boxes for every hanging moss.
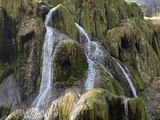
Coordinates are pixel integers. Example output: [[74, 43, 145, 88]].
[[52, 4, 78, 40], [106, 27, 123, 57], [58, 106, 70, 120], [104, 78, 116, 94], [81, 89, 110, 120], [112, 80, 124, 95], [128, 98, 148, 120], [105, 5, 118, 29], [129, 2, 144, 19], [134, 75, 144, 91], [55, 40, 88, 86]]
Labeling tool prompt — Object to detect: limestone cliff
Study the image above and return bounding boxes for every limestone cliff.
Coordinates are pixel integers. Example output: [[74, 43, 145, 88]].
[[0, 0, 160, 120]]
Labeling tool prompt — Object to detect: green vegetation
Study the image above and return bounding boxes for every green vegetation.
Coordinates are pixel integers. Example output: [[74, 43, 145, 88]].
[[106, 5, 118, 29], [58, 106, 70, 120], [128, 98, 148, 120], [55, 40, 88, 87], [134, 75, 144, 90], [52, 4, 78, 40], [0, 106, 10, 118], [112, 80, 124, 95]]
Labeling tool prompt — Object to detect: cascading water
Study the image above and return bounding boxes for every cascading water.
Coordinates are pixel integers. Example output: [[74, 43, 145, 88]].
[[112, 58, 137, 120], [123, 98, 129, 120], [113, 58, 137, 98], [24, 8, 56, 120], [75, 23, 113, 90], [75, 23, 97, 90], [34, 8, 55, 110]]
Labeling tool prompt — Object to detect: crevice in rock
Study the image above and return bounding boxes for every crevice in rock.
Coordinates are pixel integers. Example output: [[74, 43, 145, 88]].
[[121, 34, 129, 49], [20, 31, 35, 53]]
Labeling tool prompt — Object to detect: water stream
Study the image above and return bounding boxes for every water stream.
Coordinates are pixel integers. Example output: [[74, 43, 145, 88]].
[[112, 58, 138, 98], [24, 8, 56, 120], [75, 23, 113, 90], [124, 98, 129, 120], [112, 58, 138, 120]]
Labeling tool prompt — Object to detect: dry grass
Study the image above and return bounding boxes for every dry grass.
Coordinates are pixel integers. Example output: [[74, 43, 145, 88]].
[[144, 16, 160, 25]]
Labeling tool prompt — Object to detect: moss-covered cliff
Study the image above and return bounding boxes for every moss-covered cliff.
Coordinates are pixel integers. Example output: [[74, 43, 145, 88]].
[[0, 0, 160, 119]]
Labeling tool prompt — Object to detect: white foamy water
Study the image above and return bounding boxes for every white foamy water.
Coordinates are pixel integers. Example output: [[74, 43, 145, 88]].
[[124, 98, 129, 120], [75, 23, 113, 90], [113, 58, 138, 98], [75, 23, 96, 90], [24, 8, 56, 120]]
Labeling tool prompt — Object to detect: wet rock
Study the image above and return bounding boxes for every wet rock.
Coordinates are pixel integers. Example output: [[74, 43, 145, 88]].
[[47, 88, 80, 120], [53, 31, 88, 87]]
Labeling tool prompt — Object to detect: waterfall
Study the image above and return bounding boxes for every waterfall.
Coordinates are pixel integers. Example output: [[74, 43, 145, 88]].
[[113, 58, 138, 98], [112, 58, 138, 120], [75, 23, 96, 90], [75, 23, 113, 90], [124, 98, 129, 120], [24, 8, 56, 120], [75, 24, 137, 120]]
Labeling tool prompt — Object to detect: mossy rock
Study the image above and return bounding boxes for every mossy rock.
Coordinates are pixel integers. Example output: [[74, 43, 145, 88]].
[[103, 77, 116, 94], [71, 89, 110, 120], [128, 2, 144, 19], [70, 88, 133, 120], [106, 27, 123, 57], [128, 98, 148, 120], [54, 39, 87, 86], [52, 4, 78, 40], [112, 80, 124, 95], [47, 88, 80, 120], [105, 4, 118, 29], [134, 75, 144, 91], [106, 18, 160, 84], [103, 77, 124, 96]]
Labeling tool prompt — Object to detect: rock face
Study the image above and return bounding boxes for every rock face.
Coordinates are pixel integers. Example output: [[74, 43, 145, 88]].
[[0, 0, 160, 119], [0, 74, 22, 119], [47, 88, 148, 120], [54, 36, 88, 87]]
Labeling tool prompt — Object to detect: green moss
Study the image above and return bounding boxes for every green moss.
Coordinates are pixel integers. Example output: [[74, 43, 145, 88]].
[[104, 78, 116, 94], [106, 27, 122, 57], [0, 67, 14, 84], [53, 4, 78, 40], [112, 80, 124, 95], [130, 2, 144, 19], [86, 89, 110, 120], [55, 40, 88, 86], [128, 98, 148, 120], [58, 106, 70, 120], [134, 76, 144, 91], [85, 89, 124, 120], [0, 106, 10, 118], [66, 77, 77, 87], [105, 5, 118, 29]]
